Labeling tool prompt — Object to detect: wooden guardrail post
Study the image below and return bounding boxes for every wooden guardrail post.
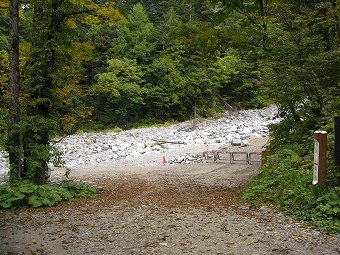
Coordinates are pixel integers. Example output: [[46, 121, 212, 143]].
[[335, 117, 340, 167]]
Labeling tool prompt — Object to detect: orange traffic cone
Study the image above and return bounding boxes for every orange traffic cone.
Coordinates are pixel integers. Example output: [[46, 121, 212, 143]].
[[162, 155, 167, 165]]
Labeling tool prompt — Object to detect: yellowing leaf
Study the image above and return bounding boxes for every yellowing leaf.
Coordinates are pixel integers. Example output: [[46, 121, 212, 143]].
[[82, 15, 100, 25], [65, 18, 78, 29]]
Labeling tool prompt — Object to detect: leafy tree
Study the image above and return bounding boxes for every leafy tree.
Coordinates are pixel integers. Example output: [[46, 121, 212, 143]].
[[185, 52, 254, 115], [91, 58, 145, 126], [208, 0, 269, 32], [145, 48, 187, 119], [6, 0, 124, 184], [259, 1, 340, 150]]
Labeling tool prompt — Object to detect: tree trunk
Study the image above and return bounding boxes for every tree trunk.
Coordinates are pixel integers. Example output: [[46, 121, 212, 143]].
[[258, 0, 267, 31], [23, 0, 61, 185], [23, 0, 68, 185], [8, 0, 23, 182]]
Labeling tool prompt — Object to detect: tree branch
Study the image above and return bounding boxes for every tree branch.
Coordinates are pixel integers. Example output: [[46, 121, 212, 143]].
[[68, 8, 95, 17], [228, 0, 258, 26]]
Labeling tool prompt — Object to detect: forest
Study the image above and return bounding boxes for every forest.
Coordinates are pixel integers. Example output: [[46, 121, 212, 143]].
[[0, 0, 339, 231]]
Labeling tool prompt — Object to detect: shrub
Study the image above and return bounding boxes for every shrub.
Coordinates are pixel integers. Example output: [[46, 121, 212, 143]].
[[0, 181, 96, 209], [243, 145, 340, 233]]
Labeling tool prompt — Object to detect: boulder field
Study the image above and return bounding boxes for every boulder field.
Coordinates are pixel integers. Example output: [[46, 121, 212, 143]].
[[0, 105, 280, 178]]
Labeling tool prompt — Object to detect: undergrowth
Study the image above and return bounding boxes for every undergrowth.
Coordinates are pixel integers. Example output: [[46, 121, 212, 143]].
[[0, 181, 96, 209], [243, 145, 340, 233]]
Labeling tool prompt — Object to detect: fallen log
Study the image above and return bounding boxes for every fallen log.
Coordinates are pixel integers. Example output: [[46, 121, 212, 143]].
[[152, 139, 187, 145]]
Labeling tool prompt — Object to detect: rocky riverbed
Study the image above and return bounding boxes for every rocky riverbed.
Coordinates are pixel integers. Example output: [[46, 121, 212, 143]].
[[0, 105, 280, 180], [54, 105, 279, 167]]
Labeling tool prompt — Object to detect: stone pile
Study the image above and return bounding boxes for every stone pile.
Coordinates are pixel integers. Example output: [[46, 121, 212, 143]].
[[0, 105, 280, 176], [167, 154, 204, 165]]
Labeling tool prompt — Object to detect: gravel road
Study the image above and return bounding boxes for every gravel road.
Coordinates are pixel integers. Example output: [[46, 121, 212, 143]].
[[1, 138, 339, 255]]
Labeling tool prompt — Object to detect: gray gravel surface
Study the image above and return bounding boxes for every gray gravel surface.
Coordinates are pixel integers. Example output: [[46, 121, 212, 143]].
[[1, 175, 339, 255], [1, 138, 339, 254]]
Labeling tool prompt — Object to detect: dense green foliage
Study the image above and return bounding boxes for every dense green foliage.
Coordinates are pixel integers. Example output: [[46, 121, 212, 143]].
[[0, 181, 96, 209], [85, 1, 264, 129], [243, 145, 340, 233], [2, 0, 125, 183], [207, 0, 340, 233]]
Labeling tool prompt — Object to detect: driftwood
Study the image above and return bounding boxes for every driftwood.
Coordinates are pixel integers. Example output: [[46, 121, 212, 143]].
[[152, 139, 187, 145]]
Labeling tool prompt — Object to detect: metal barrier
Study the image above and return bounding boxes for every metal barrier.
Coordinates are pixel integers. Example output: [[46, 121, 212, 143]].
[[216, 149, 230, 162], [203, 150, 262, 165], [248, 152, 262, 164], [231, 152, 249, 164]]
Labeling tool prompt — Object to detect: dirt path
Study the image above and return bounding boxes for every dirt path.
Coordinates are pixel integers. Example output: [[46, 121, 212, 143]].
[[1, 139, 339, 254]]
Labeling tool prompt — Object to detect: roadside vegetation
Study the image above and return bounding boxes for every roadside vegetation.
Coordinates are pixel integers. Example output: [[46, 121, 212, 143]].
[[0, 181, 96, 209], [243, 126, 340, 233], [0, 0, 339, 232]]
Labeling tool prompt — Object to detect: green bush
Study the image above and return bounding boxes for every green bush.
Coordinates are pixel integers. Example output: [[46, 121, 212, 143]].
[[308, 187, 340, 232], [0, 181, 96, 209], [243, 146, 340, 233]]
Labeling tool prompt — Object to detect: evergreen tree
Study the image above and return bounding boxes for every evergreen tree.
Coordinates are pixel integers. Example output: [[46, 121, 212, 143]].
[[110, 3, 155, 64]]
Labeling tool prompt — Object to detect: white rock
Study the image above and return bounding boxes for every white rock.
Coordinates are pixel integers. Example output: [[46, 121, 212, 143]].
[[120, 143, 129, 151], [194, 138, 205, 144], [226, 134, 234, 142], [233, 133, 241, 139], [251, 132, 262, 138], [137, 147, 146, 154], [241, 134, 250, 140], [152, 145, 162, 151], [111, 146, 119, 152], [130, 150, 141, 158], [136, 142, 145, 149], [215, 138, 224, 143], [231, 138, 242, 146], [102, 144, 111, 151], [100, 155, 110, 161], [230, 125, 238, 132], [177, 156, 185, 163], [241, 140, 249, 147]]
